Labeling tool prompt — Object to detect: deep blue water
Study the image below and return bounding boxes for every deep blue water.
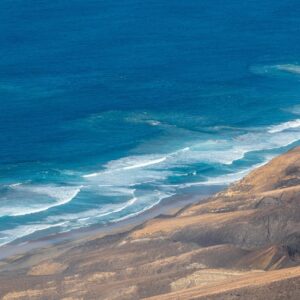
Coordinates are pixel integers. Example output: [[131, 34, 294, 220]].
[[1, 0, 300, 245]]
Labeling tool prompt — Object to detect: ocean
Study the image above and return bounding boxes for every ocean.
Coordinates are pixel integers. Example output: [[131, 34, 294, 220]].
[[1, 0, 300, 246]]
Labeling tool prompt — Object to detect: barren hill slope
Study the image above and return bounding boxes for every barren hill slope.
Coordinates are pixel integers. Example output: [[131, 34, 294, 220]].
[[2, 147, 300, 299]]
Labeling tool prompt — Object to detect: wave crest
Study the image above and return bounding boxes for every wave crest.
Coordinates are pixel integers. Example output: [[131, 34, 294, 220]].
[[0, 184, 81, 217], [268, 119, 300, 133]]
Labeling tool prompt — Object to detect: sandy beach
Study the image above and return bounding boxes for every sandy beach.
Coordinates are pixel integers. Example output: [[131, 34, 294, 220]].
[[1, 147, 300, 299], [0, 185, 222, 260], [2, 1, 300, 299]]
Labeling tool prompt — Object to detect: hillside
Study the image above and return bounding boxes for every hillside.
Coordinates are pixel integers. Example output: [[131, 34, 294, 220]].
[[1, 147, 300, 299]]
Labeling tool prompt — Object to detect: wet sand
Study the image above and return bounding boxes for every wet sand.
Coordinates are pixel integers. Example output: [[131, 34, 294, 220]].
[[0, 184, 223, 260], [2, 148, 300, 299]]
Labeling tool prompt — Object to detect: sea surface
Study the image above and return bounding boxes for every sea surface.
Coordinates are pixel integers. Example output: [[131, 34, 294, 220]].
[[1, 0, 300, 246]]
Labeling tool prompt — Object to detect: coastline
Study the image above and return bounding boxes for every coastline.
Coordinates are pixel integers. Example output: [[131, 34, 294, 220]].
[[2, 0, 300, 298], [2, 147, 300, 299], [0, 184, 223, 260]]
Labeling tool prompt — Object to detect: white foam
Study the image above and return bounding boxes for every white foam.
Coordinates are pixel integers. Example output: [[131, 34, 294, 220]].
[[0, 184, 81, 217], [285, 105, 300, 116], [82, 125, 300, 196], [45, 189, 173, 228], [122, 156, 167, 170], [83, 172, 99, 178], [82, 143, 246, 187], [276, 64, 300, 74], [111, 199, 162, 223], [95, 186, 135, 197], [111, 191, 174, 223], [83, 155, 168, 178], [82, 126, 300, 199], [45, 188, 138, 223], [0, 222, 68, 247], [95, 196, 138, 218], [268, 119, 300, 133], [182, 162, 267, 188], [73, 196, 139, 223], [84, 147, 191, 178], [147, 120, 161, 126], [9, 182, 22, 187], [5, 115, 300, 246], [251, 63, 300, 75]]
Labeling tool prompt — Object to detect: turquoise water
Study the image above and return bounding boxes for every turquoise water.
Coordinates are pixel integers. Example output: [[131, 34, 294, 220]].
[[1, 0, 300, 245]]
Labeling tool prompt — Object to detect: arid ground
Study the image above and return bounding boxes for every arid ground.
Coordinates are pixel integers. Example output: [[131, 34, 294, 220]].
[[2, 147, 300, 299]]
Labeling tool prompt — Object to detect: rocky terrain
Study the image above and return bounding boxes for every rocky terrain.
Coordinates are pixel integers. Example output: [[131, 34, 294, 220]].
[[1, 147, 300, 299]]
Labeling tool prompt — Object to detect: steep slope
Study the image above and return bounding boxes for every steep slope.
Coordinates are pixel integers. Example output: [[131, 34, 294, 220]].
[[1, 147, 300, 299]]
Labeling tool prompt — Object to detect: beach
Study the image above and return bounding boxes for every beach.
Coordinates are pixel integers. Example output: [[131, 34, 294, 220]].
[[2, 1, 300, 298], [1, 147, 300, 299], [2, 0, 300, 248], [0, 184, 222, 260]]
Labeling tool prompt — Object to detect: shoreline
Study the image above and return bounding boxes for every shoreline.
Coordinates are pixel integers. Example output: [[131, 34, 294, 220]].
[[0, 184, 224, 260], [2, 147, 300, 299]]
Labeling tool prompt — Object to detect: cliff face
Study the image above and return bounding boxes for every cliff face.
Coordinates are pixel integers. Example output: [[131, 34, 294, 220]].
[[2, 147, 300, 299]]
